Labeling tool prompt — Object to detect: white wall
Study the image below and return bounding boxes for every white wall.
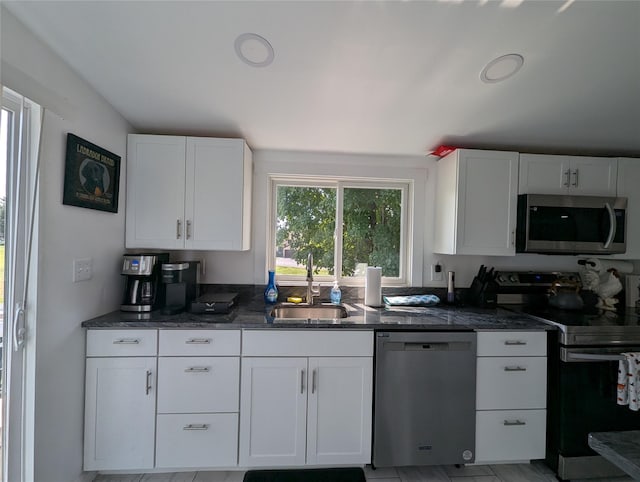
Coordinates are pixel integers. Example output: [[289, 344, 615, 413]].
[[1, 8, 130, 482]]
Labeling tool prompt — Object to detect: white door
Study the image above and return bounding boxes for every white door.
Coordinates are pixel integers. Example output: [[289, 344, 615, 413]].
[[456, 150, 519, 255], [239, 357, 307, 467], [2, 89, 41, 482], [518, 154, 570, 194], [306, 357, 373, 465], [125, 134, 186, 249], [184, 137, 248, 250], [570, 156, 617, 196], [84, 357, 156, 470]]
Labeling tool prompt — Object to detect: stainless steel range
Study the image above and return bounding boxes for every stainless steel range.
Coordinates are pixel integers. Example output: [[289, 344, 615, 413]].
[[496, 270, 640, 481]]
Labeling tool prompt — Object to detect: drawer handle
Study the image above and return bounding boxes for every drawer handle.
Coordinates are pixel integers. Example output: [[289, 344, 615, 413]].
[[504, 366, 527, 372], [183, 424, 209, 431], [504, 340, 527, 346], [503, 420, 526, 426], [185, 338, 211, 345], [184, 367, 210, 373], [145, 370, 152, 395], [113, 338, 140, 345]]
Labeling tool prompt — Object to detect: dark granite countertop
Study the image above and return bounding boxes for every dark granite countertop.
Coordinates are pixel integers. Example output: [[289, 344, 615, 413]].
[[588, 431, 640, 480], [81, 302, 554, 331]]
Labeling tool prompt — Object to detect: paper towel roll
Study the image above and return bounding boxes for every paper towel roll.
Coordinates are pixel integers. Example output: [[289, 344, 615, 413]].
[[580, 258, 634, 274], [365, 267, 382, 307]]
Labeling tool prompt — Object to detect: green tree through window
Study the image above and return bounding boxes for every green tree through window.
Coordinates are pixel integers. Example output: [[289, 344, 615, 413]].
[[274, 181, 405, 281]]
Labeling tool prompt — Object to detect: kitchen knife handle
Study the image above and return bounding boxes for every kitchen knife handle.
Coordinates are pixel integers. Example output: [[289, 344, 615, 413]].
[[177, 219, 182, 239]]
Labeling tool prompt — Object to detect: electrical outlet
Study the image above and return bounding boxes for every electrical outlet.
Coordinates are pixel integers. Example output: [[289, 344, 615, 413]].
[[73, 258, 93, 282], [431, 264, 444, 282]]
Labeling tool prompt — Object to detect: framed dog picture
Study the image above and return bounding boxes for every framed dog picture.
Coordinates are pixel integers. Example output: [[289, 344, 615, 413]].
[[63, 133, 121, 213]]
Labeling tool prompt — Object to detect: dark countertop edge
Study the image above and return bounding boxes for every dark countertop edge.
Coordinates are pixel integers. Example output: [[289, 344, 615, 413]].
[[588, 431, 640, 480]]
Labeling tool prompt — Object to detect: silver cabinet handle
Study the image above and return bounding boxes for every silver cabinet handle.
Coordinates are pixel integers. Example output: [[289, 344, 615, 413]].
[[301, 369, 305, 394], [504, 340, 527, 346], [511, 229, 515, 247], [504, 366, 527, 372], [145, 370, 152, 395], [183, 424, 209, 431], [563, 169, 571, 187], [113, 338, 140, 345], [184, 367, 210, 373], [177, 219, 182, 239], [312, 369, 317, 394], [185, 338, 211, 345], [186, 220, 192, 239], [504, 420, 526, 426], [571, 169, 579, 187]]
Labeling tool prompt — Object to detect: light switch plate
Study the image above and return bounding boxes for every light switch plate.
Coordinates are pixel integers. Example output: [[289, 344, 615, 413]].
[[73, 258, 93, 282]]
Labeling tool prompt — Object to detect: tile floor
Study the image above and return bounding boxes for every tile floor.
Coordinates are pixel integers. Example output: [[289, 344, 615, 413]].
[[92, 461, 636, 482]]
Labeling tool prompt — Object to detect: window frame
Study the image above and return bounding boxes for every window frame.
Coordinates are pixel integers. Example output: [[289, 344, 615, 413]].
[[268, 175, 412, 287]]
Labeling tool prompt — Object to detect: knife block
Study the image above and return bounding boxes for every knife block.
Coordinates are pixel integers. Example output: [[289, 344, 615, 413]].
[[466, 277, 497, 307]]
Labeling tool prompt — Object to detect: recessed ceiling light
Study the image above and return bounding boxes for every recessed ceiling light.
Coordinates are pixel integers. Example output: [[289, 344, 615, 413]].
[[480, 54, 524, 83], [234, 33, 274, 68]]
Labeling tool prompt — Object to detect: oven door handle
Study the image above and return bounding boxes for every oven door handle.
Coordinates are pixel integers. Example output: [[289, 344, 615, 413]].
[[562, 350, 625, 362]]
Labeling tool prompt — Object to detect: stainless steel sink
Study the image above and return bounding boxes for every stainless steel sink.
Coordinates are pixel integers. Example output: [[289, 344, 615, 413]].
[[269, 304, 348, 319]]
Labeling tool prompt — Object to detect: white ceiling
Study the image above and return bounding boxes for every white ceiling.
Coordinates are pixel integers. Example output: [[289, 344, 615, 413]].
[[4, 0, 640, 157]]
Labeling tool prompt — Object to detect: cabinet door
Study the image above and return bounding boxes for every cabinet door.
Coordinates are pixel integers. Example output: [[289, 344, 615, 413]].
[[456, 150, 519, 255], [307, 357, 373, 465], [614, 158, 640, 259], [239, 357, 307, 467], [84, 357, 156, 470], [184, 138, 251, 250], [571, 156, 617, 196], [519, 154, 570, 194], [126, 135, 186, 249]]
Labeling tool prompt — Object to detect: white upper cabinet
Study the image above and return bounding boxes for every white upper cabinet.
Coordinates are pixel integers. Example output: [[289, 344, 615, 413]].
[[126, 135, 252, 250], [433, 149, 519, 256], [519, 154, 617, 196], [614, 158, 640, 259]]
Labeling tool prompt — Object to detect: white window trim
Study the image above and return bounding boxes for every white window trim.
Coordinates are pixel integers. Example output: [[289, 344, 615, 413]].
[[268, 175, 413, 287]]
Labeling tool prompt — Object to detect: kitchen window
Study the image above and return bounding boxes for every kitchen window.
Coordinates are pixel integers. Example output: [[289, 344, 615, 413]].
[[269, 177, 411, 286]]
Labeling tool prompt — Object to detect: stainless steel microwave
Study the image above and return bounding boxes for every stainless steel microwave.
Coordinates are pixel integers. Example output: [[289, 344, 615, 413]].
[[516, 194, 627, 255]]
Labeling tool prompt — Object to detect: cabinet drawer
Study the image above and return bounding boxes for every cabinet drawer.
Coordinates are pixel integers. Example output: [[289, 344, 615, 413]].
[[242, 330, 373, 357], [476, 357, 547, 410], [156, 413, 238, 468], [477, 331, 546, 357], [157, 357, 239, 413], [475, 409, 546, 463], [87, 330, 157, 357], [159, 330, 240, 356]]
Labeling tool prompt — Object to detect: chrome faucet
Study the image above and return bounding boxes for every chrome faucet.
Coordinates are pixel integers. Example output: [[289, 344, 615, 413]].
[[306, 252, 320, 305]]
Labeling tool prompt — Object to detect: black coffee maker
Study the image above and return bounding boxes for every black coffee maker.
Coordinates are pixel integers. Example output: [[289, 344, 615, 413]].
[[120, 253, 170, 312], [159, 261, 201, 314]]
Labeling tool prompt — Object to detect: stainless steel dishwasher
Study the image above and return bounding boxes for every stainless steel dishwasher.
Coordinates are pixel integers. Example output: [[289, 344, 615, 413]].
[[373, 331, 477, 467]]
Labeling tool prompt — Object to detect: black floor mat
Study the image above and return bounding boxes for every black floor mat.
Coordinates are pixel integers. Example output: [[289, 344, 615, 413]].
[[243, 467, 366, 482]]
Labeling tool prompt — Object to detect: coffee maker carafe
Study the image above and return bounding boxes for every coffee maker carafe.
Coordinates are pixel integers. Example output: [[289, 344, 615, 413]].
[[159, 261, 200, 314], [121, 253, 169, 312]]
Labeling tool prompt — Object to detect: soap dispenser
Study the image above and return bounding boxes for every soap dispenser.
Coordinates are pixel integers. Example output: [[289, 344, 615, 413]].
[[330, 280, 342, 304]]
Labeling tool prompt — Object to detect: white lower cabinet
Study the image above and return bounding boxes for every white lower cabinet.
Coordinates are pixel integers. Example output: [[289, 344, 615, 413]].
[[84, 356, 157, 471], [475, 331, 547, 464], [239, 330, 374, 467], [156, 413, 238, 468], [156, 330, 241, 469]]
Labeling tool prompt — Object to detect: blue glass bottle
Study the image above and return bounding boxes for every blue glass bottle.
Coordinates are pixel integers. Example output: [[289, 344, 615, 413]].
[[264, 270, 278, 304]]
